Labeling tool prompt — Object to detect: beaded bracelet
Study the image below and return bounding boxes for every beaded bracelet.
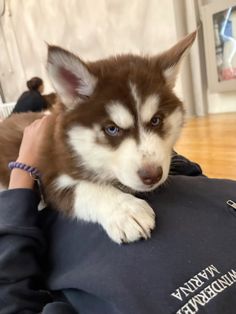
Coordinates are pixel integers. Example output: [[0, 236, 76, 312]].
[[8, 161, 41, 178], [8, 161, 45, 204]]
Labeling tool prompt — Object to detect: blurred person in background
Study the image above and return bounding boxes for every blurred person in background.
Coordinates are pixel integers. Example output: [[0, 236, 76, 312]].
[[12, 77, 48, 114]]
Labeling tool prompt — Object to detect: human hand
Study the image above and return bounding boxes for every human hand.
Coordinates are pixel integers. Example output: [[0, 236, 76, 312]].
[[17, 115, 51, 168], [9, 116, 51, 189]]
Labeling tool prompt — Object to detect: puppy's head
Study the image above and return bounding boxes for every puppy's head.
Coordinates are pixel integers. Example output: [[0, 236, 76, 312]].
[[47, 31, 196, 191]]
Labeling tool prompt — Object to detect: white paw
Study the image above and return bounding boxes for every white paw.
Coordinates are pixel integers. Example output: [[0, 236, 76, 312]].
[[103, 196, 156, 244]]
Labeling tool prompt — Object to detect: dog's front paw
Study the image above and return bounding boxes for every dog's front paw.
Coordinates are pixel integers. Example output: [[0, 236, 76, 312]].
[[103, 196, 155, 244]]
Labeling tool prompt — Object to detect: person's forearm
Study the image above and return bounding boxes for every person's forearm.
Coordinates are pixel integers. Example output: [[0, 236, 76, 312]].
[[8, 168, 34, 189]]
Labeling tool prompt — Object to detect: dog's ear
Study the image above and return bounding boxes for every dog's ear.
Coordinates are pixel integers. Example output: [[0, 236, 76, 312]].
[[155, 31, 197, 88], [47, 46, 97, 109]]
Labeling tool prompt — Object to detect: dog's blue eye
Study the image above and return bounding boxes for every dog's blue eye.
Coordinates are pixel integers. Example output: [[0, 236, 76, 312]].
[[105, 125, 120, 136], [151, 115, 161, 127]]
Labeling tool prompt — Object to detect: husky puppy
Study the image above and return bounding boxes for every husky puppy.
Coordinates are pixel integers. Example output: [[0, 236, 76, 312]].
[[0, 31, 196, 243]]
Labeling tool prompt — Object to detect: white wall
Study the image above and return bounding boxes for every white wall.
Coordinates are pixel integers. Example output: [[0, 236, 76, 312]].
[[0, 0, 183, 104], [207, 92, 236, 113]]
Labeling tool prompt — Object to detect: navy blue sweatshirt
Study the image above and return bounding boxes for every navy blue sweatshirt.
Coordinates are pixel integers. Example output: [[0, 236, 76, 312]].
[[0, 156, 236, 314]]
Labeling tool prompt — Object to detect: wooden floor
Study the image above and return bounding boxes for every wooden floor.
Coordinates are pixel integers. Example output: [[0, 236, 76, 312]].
[[175, 113, 236, 180]]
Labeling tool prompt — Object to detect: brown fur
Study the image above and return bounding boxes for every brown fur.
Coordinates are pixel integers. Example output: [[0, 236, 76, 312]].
[[43, 92, 58, 109]]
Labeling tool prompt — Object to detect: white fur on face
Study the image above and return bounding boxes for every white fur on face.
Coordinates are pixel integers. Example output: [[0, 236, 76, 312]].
[[67, 106, 183, 191], [68, 126, 115, 182], [140, 94, 160, 123], [129, 81, 141, 114], [106, 101, 134, 129], [111, 134, 171, 191], [165, 107, 184, 145]]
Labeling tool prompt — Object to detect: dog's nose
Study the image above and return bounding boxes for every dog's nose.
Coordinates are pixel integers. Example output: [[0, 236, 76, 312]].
[[137, 166, 163, 185]]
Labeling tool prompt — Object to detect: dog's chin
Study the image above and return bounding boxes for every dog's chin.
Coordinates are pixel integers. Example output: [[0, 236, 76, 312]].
[[119, 177, 166, 193], [133, 182, 162, 192]]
